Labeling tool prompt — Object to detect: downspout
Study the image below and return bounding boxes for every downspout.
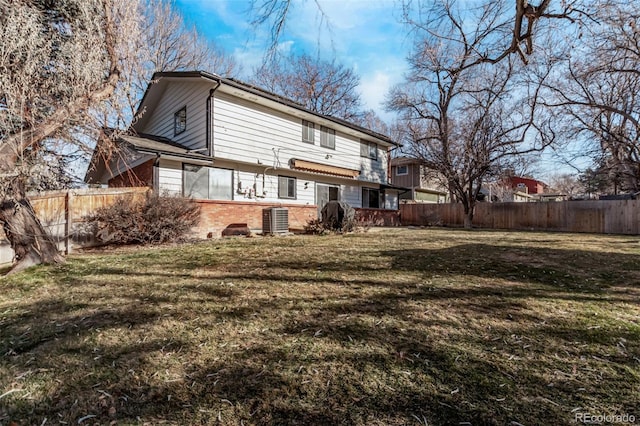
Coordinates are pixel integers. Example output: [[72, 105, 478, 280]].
[[206, 80, 221, 158], [387, 147, 392, 184], [152, 153, 161, 193], [387, 145, 400, 184]]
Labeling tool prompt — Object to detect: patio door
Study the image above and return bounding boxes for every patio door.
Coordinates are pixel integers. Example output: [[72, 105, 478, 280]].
[[316, 183, 340, 216]]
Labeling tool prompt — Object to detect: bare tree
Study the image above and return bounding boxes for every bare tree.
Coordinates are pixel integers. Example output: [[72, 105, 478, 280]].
[[545, 3, 640, 192], [249, 0, 590, 66], [548, 173, 581, 197], [0, 0, 237, 274], [252, 53, 363, 121], [116, 0, 240, 120], [354, 110, 390, 136], [249, 0, 328, 63], [388, 1, 555, 228], [0, 0, 142, 273]]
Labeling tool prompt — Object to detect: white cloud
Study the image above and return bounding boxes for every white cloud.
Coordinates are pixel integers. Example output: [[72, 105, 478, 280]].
[[360, 71, 391, 109], [359, 69, 404, 122], [174, 0, 410, 119]]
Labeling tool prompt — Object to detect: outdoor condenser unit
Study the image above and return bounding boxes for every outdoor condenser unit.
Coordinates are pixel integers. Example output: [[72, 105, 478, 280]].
[[262, 207, 289, 235]]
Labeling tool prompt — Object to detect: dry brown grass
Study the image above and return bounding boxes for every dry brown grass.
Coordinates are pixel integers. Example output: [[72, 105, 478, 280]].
[[1, 228, 639, 425]]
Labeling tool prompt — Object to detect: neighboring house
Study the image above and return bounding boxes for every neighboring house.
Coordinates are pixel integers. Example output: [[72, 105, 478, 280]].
[[506, 176, 546, 195], [533, 193, 568, 202], [482, 182, 533, 203], [86, 71, 401, 235], [483, 176, 553, 202], [390, 157, 447, 203]]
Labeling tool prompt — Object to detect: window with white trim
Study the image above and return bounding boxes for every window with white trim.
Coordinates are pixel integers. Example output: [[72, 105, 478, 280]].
[[278, 176, 297, 199], [396, 165, 408, 176], [360, 140, 378, 160], [174, 106, 187, 135], [302, 120, 315, 144], [320, 126, 335, 149], [183, 165, 233, 200]]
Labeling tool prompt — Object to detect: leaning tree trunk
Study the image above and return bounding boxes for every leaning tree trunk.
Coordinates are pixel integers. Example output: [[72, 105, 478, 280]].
[[0, 182, 64, 275]]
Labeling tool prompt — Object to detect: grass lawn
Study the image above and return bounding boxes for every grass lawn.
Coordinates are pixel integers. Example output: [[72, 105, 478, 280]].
[[1, 228, 639, 425]]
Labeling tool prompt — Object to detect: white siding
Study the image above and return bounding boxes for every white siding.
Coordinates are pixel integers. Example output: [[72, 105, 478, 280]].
[[140, 81, 210, 151], [212, 92, 388, 183], [359, 144, 389, 184], [234, 170, 315, 205], [216, 163, 316, 205], [158, 160, 182, 194], [156, 155, 395, 210]]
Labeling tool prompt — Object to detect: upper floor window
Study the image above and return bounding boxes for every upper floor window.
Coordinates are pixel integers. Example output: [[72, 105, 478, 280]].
[[360, 140, 378, 160], [174, 106, 187, 135], [320, 126, 335, 149], [396, 165, 408, 176], [278, 175, 297, 199], [302, 120, 315, 144]]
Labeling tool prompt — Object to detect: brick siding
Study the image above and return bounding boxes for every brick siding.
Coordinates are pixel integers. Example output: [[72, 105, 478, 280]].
[[355, 208, 401, 226], [108, 160, 154, 188], [194, 200, 318, 237]]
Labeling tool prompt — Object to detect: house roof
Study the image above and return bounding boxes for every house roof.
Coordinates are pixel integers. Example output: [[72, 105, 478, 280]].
[[390, 156, 423, 166], [117, 132, 212, 161], [85, 130, 213, 184], [135, 71, 399, 147], [413, 187, 448, 196]]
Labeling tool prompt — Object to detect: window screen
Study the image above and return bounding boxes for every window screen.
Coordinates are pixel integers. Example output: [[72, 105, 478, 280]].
[[278, 176, 296, 199], [302, 120, 315, 144], [174, 106, 187, 135], [183, 165, 233, 200], [360, 141, 377, 160], [320, 126, 335, 149]]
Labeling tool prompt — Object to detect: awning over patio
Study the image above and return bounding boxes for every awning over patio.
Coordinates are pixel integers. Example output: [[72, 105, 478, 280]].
[[290, 159, 360, 178]]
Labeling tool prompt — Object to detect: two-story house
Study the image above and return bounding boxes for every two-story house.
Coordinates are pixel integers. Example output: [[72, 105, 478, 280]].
[[86, 71, 401, 235], [506, 176, 546, 195], [390, 157, 448, 203]]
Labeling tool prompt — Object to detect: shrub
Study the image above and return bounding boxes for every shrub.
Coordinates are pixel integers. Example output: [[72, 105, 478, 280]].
[[304, 218, 329, 235], [305, 201, 358, 234], [86, 193, 200, 245]]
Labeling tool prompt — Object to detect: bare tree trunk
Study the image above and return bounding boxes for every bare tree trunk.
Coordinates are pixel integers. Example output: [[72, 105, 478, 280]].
[[462, 199, 474, 229], [463, 209, 474, 229], [0, 180, 64, 275]]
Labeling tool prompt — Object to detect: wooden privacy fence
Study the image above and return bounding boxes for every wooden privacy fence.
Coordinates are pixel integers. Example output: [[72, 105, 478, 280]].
[[400, 200, 640, 235], [0, 187, 150, 265]]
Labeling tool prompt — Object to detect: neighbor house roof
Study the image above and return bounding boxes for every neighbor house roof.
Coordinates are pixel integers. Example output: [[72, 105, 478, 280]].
[[390, 156, 424, 166]]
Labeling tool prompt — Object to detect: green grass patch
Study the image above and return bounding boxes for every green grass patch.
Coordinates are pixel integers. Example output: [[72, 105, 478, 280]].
[[1, 229, 639, 425]]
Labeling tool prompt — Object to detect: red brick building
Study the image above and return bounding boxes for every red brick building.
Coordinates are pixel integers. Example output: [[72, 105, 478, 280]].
[[506, 176, 546, 194]]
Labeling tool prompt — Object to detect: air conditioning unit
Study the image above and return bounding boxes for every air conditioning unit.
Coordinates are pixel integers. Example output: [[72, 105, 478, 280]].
[[262, 207, 289, 235]]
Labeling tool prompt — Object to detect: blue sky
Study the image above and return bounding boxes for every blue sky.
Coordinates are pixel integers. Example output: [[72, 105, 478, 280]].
[[171, 0, 584, 179], [173, 0, 410, 122]]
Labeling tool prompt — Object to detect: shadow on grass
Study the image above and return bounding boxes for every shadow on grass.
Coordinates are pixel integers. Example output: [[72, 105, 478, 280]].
[[1, 240, 639, 424]]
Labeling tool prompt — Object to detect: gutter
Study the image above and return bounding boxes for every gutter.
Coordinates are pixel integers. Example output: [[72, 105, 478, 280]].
[[153, 71, 399, 147], [206, 80, 222, 157], [136, 149, 213, 164]]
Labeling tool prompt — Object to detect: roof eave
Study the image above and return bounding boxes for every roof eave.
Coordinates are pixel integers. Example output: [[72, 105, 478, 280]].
[[142, 71, 399, 147]]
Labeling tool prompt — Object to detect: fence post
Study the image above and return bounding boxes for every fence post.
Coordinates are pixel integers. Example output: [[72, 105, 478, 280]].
[[65, 191, 73, 255]]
